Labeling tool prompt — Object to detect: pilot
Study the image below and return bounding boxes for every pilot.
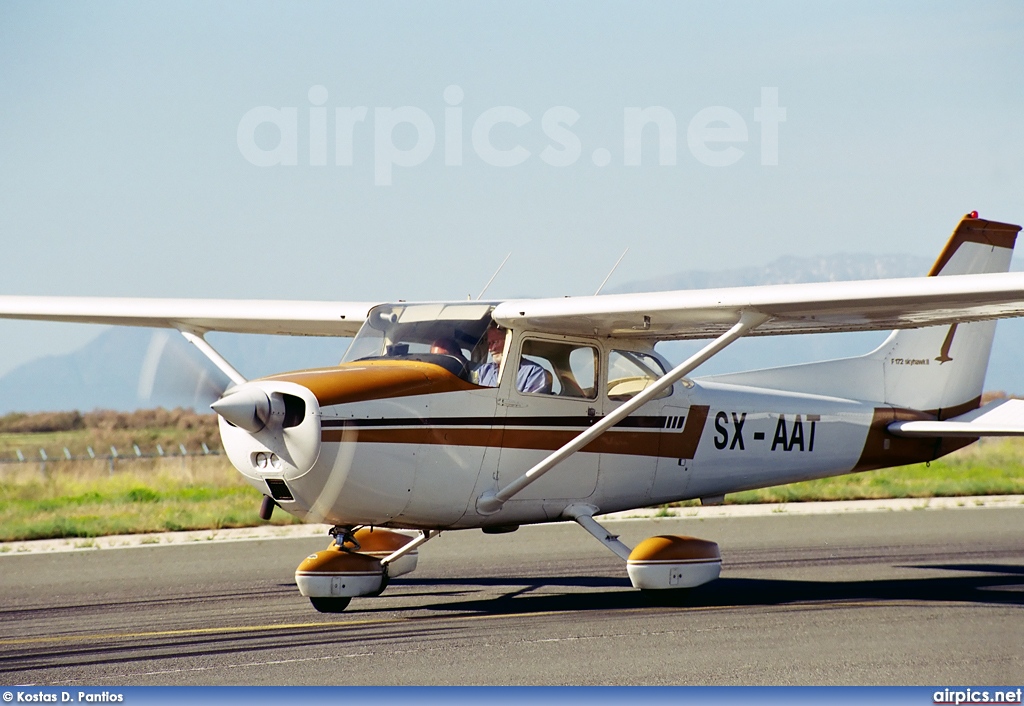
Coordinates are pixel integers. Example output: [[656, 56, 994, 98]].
[[430, 337, 466, 359], [475, 325, 550, 394]]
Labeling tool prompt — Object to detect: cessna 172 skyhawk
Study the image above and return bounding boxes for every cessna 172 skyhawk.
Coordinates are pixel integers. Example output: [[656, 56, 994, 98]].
[[3, 212, 1024, 612]]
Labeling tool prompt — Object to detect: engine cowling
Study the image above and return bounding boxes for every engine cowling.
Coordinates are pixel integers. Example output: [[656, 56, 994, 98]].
[[217, 380, 322, 496]]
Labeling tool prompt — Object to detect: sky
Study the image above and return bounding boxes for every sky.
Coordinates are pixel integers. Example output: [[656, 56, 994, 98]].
[[1, 1, 1022, 377]]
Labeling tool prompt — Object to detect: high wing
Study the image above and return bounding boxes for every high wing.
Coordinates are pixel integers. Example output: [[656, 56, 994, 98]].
[[492, 271, 1024, 340], [0, 296, 379, 337], [6, 273, 1024, 342]]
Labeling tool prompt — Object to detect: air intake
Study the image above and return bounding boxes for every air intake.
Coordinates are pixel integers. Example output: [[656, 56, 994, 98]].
[[265, 478, 294, 501]]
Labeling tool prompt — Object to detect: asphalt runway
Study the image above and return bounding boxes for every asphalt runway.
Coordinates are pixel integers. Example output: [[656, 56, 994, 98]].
[[1, 508, 1022, 686]]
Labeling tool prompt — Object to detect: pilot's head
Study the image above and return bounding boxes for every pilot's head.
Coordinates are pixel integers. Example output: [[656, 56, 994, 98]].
[[430, 338, 462, 357], [486, 326, 507, 363]]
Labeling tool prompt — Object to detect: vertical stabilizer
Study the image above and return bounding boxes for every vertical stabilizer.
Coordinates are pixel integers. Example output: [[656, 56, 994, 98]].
[[867, 214, 1020, 417]]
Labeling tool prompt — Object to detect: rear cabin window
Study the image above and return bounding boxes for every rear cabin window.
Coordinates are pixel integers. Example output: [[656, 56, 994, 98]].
[[518, 340, 598, 399]]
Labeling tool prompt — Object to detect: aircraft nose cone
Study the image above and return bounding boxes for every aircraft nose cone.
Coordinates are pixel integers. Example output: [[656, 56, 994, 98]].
[[211, 386, 271, 433]]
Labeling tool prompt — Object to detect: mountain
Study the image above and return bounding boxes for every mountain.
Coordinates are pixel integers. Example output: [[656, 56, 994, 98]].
[[612, 253, 934, 292], [1, 251, 1022, 413], [0, 328, 349, 413]]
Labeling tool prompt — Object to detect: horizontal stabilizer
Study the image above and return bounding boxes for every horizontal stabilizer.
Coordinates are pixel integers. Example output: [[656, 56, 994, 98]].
[[888, 398, 1024, 437]]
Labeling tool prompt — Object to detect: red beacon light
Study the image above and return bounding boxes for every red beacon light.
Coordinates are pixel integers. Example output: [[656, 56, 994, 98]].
[[967, 210, 979, 219]]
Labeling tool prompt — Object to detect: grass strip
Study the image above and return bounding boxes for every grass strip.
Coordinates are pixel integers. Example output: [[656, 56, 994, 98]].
[[0, 457, 300, 543], [2, 438, 1024, 543], [724, 437, 1024, 503]]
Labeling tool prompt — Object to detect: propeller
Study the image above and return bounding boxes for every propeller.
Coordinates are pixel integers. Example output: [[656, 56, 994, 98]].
[[138, 330, 351, 526], [137, 331, 302, 524], [137, 330, 233, 409]]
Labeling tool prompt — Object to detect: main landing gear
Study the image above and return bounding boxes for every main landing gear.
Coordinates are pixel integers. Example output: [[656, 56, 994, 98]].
[[563, 504, 722, 591], [295, 526, 436, 613]]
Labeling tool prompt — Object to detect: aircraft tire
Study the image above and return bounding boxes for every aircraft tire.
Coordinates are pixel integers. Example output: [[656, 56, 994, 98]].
[[309, 596, 352, 613], [639, 588, 696, 607]]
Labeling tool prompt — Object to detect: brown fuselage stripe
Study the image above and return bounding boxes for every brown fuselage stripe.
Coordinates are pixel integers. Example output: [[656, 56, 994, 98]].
[[324, 395, 981, 466], [660, 405, 709, 459], [321, 409, 709, 459]]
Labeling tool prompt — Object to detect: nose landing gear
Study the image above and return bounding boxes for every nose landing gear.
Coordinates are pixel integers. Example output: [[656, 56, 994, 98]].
[[296, 526, 437, 613]]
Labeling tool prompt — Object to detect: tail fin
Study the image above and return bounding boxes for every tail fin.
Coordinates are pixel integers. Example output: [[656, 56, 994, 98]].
[[867, 214, 1019, 417], [702, 213, 1021, 415]]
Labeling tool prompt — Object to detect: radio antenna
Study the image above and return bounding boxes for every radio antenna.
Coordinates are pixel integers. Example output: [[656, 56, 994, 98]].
[[476, 252, 512, 300], [594, 248, 629, 296]]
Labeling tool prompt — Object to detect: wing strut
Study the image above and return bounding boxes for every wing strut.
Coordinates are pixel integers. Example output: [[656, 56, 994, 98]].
[[178, 329, 247, 386], [475, 311, 769, 515], [564, 504, 632, 560], [380, 530, 439, 568]]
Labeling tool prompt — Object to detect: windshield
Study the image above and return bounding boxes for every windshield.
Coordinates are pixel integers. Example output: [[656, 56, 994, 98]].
[[342, 302, 495, 380]]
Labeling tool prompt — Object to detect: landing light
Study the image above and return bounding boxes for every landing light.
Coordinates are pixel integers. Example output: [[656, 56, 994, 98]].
[[254, 452, 282, 470]]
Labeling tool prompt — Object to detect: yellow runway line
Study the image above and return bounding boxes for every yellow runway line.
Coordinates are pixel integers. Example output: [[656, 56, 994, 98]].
[[0, 598, 921, 648], [0, 608, 581, 647]]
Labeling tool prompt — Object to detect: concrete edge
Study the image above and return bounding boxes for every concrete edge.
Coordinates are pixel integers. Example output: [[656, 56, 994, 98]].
[[2, 495, 1022, 556]]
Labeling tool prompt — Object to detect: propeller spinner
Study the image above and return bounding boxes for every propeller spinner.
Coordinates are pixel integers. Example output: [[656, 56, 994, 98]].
[[210, 386, 272, 433]]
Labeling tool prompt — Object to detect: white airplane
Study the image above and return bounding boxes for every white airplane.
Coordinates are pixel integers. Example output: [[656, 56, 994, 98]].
[[3, 212, 1024, 613]]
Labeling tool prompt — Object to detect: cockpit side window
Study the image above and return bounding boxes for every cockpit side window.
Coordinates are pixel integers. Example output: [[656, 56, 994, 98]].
[[607, 350, 670, 401]]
